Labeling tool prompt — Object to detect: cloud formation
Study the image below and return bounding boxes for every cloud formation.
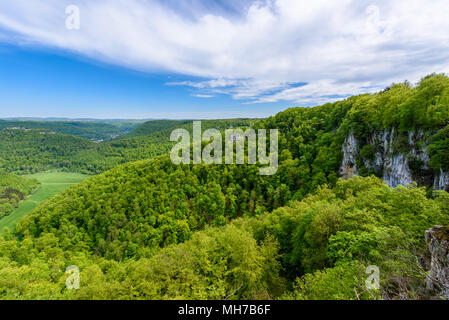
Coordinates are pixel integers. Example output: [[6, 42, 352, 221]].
[[0, 0, 449, 105]]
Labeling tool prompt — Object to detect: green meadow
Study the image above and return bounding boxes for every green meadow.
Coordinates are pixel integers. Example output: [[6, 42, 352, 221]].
[[0, 172, 88, 232]]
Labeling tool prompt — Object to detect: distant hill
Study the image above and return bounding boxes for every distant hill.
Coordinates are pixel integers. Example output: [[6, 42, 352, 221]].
[[2, 117, 149, 121], [0, 119, 144, 141], [119, 118, 257, 139], [0, 120, 256, 174], [0, 128, 169, 174], [0, 129, 96, 173], [118, 120, 191, 139]]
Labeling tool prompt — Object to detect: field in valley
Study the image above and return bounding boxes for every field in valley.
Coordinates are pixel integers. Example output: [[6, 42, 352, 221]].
[[0, 172, 88, 232]]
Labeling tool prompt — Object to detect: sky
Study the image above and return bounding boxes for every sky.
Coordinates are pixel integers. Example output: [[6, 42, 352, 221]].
[[0, 0, 449, 119]]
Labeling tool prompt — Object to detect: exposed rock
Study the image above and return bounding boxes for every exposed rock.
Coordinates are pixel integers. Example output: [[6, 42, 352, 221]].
[[434, 169, 449, 192], [362, 128, 390, 172], [382, 153, 414, 188], [408, 129, 430, 165], [340, 132, 359, 179], [425, 226, 449, 299], [339, 128, 449, 190]]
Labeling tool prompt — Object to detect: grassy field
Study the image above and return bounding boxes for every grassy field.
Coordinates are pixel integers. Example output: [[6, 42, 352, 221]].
[[0, 172, 89, 233]]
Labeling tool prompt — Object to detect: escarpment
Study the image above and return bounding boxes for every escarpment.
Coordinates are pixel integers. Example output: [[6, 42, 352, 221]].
[[425, 226, 449, 299], [340, 128, 449, 191]]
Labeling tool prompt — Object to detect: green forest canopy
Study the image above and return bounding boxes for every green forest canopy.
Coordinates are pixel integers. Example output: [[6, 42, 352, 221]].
[[0, 171, 39, 219], [0, 119, 255, 174], [0, 119, 144, 141], [2, 175, 448, 299], [2, 74, 449, 299]]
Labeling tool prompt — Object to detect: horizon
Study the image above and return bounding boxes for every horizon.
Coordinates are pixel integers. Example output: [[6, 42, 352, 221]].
[[0, 116, 262, 121], [1, 0, 449, 118]]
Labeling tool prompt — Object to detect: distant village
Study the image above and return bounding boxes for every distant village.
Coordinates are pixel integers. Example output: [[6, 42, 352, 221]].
[[5, 127, 56, 135]]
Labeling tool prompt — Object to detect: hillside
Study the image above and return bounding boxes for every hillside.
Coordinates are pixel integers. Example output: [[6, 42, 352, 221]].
[[259, 73, 449, 193], [0, 172, 88, 232], [15, 155, 282, 259], [0, 128, 177, 174], [2, 74, 449, 300], [119, 119, 256, 139], [0, 119, 257, 174], [0, 129, 97, 173], [118, 120, 191, 139], [3, 175, 449, 299], [0, 171, 39, 219], [0, 120, 143, 141]]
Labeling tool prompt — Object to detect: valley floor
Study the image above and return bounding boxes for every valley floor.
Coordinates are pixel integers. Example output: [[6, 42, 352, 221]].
[[0, 172, 88, 232]]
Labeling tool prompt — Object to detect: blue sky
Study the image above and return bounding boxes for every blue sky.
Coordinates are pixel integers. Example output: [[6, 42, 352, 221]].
[[0, 0, 449, 119], [0, 43, 284, 118]]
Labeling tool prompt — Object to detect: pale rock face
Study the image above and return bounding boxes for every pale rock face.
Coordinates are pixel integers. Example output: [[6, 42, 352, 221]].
[[408, 129, 430, 164], [382, 153, 413, 188], [425, 226, 449, 299], [382, 128, 413, 188], [340, 132, 358, 178], [434, 169, 449, 191], [340, 128, 449, 190]]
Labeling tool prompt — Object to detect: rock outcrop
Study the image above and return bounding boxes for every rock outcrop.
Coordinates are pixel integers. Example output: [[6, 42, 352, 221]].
[[434, 169, 449, 191], [340, 129, 449, 190], [340, 132, 359, 179], [425, 226, 449, 299]]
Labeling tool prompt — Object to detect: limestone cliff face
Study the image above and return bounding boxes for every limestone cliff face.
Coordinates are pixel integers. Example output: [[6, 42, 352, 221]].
[[340, 132, 359, 179], [434, 169, 449, 191], [340, 129, 449, 190], [425, 226, 449, 299]]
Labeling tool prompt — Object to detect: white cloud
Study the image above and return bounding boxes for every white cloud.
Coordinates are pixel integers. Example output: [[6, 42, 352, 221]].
[[0, 0, 449, 105], [191, 94, 215, 98]]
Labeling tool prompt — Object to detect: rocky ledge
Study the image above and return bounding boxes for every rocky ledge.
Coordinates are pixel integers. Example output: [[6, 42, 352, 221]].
[[425, 226, 449, 299]]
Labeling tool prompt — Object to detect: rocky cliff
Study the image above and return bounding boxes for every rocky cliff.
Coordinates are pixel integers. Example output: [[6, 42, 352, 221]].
[[425, 226, 449, 299], [340, 129, 449, 190]]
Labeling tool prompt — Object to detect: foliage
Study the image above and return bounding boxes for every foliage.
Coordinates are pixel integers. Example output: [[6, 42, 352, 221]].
[[254, 176, 449, 298], [283, 261, 373, 300], [0, 172, 88, 232], [0, 221, 282, 300], [1, 176, 448, 300], [14, 156, 286, 260], [0, 119, 143, 141], [0, 119, 255, 174], [0, 171, 39, 219], [118, 119, 255, 140], [2, 74, 449, 300], [428, 125, 449, 171]]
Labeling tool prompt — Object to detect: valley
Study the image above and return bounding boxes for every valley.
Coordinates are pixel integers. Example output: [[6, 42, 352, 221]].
[[0, 119, 255, 174], [1, 74, 449, 300], [0, 119, 145, 141], [0, 172, 88, 233], [2, 0, 449, 307]]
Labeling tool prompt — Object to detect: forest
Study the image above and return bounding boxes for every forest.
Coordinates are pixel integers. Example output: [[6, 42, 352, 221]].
[[0, 119, 144, 141], [0, 171, 39, 219], [1, 74, 449, 299], [0, 119, 254, 174]]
